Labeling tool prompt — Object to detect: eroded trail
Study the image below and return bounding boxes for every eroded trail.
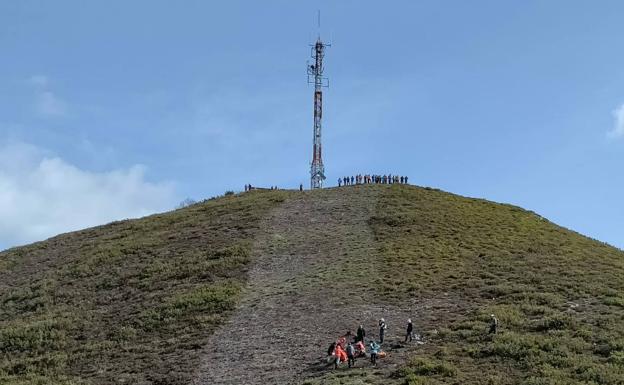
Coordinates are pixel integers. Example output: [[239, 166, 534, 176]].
[[195, 187, 415, 384]]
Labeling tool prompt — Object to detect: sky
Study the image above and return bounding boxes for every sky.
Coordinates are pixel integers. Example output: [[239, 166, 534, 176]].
[[0, 1, 623, 251]]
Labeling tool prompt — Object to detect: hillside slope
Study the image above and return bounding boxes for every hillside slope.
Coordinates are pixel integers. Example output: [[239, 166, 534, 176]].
[[1, 185, 623, 385]]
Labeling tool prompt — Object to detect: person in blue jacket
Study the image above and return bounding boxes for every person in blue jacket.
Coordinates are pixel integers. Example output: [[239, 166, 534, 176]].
[[369, 341, 380, 366]]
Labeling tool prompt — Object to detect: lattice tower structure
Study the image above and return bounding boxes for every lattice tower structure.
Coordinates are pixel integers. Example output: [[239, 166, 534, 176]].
[[307, 37, 329, 189]]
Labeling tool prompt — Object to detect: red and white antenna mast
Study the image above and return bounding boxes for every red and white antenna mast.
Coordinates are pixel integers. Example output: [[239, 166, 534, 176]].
[[307, 11, 329, 189]]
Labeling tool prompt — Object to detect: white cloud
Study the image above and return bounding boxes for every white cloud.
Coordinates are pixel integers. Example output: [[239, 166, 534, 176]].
[[0, 142, 176, 250], [608, 103, 624, 138], [27, 75, 68, 117]]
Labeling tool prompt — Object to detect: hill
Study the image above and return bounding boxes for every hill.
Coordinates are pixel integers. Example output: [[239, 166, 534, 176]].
[[1, 185, 623, 385]]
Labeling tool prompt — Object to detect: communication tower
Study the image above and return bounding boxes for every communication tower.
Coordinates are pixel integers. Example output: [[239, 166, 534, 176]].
[[307, 24, 330, 189]]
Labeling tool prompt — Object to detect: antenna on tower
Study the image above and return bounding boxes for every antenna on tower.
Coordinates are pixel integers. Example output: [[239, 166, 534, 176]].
[[307, 14, 329, 189], [317, 10, 321, 38]]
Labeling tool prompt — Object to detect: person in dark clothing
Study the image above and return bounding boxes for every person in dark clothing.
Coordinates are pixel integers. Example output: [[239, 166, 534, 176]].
[[351, 176, 354, 185], [300, 184, 303, 191], [489, 314, 499, 334], [405, 319, 413, 342], [356, 325, 366, 343], [327, 341, 336, 356], [379, 318, 387, 344], [405, 176, 408, 184], [346, 342, 356, 368]]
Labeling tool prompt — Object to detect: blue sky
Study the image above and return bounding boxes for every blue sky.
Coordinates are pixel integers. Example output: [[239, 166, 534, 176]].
[[1, 1, 623, 250]]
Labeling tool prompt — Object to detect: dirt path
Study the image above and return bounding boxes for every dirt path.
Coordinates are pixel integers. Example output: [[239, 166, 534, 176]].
[[194, 187, 424, 384]]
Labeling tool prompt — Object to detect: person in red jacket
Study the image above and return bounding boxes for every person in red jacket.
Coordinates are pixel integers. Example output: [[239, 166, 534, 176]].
[[334, 344, 348, 369]]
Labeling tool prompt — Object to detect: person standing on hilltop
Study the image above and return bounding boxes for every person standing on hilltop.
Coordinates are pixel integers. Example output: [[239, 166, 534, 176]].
[[489, 314, 499, 334], [356, 324, 366, 343], [338, 178, 342, 187], [351, 176, 354, 185], [405, 176, 408, 184], [379, 318, 387, 344], [405, 319, 413, 342]]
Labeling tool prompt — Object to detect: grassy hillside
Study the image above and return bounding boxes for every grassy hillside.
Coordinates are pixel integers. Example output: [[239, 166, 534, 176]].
[[0, 191, 286, 385], [1, 185, 623, 385], [372, 187, 624, 385]]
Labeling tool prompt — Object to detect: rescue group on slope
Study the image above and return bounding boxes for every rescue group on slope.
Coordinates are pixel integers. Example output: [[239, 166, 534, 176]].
[[327, 318, 414, 369], [327, 315, 499, 369], [338, 174, 408, 186]]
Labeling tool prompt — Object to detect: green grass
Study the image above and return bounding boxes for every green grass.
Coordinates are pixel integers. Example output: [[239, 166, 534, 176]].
[[0, 190, 286, 385], [371, 185, 624, 385], [2, 184, 624, 384]]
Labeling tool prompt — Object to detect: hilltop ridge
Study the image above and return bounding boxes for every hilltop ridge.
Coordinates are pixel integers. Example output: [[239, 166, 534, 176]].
[[1, 185, 623, 385]]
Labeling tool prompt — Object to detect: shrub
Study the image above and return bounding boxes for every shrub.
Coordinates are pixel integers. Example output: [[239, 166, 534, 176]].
[[603, 296, 624, 308], [0, 319, 67, 353], [407, 358, 457, 377], [485, 332, 538, 360], [609, 351, 624, 366], [532, 315, 575, 332]]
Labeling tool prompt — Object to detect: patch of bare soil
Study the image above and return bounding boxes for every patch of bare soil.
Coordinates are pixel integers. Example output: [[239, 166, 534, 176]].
[[194, 187, 444, 384]]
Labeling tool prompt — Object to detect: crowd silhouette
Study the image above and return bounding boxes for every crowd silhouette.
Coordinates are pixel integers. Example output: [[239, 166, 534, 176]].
[[338, 174, 408, 187]]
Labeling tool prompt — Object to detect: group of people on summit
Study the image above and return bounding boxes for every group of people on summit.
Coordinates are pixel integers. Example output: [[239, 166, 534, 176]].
[[338, 174, 408, 186], [328, 318, 415, 369]]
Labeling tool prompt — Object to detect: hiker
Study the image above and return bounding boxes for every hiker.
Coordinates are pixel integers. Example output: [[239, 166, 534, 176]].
[[351, 176, 354, 185], [346, 342, 356, 368], [334, 343, 348, 369], [338, 178, 342, 187], [300, 183, 303, 191], [369, 341, 380, 366], [327, 341, 336, 357], [489, 314, 499, 334], [356, 324, 366, 343], [405, 176, 408, 184], [405, 319, 413, 342], [379, 318, 387, 344], [354, 340, 366, 357]]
